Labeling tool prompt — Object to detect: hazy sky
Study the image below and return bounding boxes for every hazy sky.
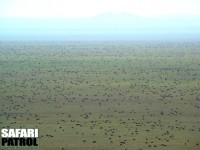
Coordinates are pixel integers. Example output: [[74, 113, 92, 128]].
[[0, 0, 200, 40], [1, 0, 200, 18]]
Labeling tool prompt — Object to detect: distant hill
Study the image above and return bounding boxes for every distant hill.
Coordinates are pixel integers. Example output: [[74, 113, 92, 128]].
[[0, 13, 200, 40]]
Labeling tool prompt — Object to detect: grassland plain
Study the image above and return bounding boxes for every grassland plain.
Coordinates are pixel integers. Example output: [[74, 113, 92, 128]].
[[0, 41, 200, 150]]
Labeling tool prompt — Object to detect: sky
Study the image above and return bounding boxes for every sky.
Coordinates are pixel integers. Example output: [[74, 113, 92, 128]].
[[0, 0, 200, 40], [1, 0, 200, 18]]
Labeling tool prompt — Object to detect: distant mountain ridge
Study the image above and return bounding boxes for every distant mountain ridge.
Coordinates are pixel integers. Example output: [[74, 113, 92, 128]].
[[0, 13, 200, 40], [1, 13, 200, 29]]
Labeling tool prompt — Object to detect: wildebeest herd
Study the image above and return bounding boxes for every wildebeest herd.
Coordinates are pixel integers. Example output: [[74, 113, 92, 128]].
[[0, 41, 199, 150]]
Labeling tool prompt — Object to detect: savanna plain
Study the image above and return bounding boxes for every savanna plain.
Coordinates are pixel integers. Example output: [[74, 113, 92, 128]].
[[0, 41, 200, 150]]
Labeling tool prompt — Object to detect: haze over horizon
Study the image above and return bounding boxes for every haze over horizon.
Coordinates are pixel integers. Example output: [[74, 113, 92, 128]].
[[0, 0, 200, 40]]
